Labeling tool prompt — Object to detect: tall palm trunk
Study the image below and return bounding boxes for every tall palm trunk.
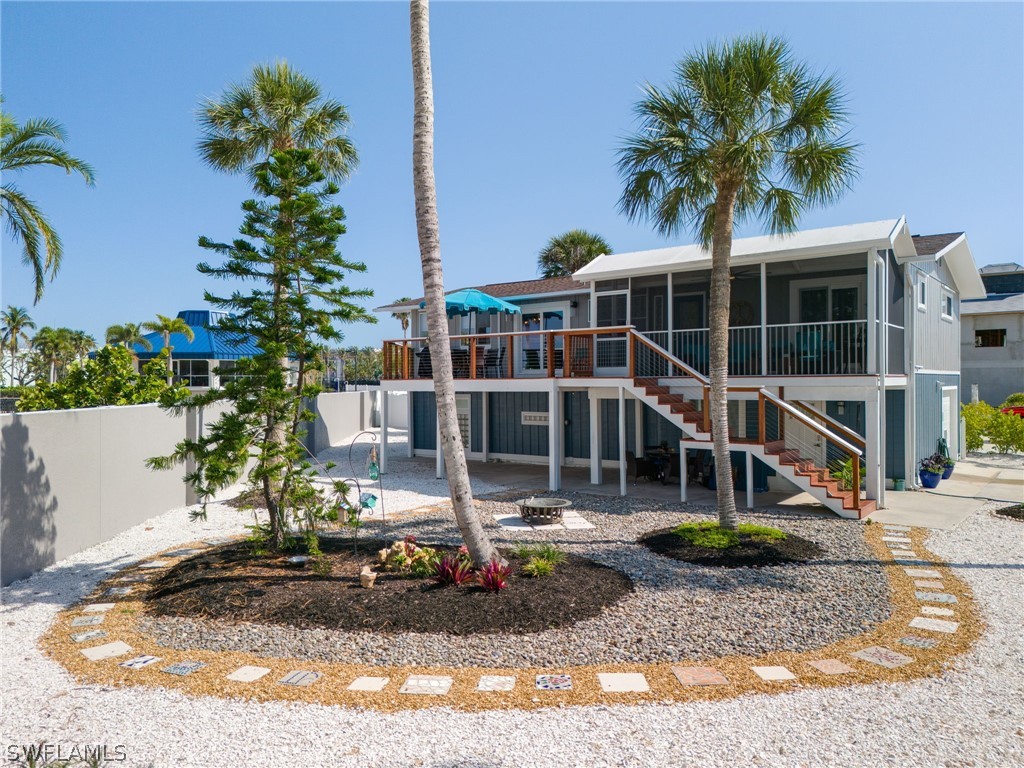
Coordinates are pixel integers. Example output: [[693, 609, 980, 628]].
[[410, 0, 501, 566], [163, 331, 173, 385], [709, 185, 739, 530]]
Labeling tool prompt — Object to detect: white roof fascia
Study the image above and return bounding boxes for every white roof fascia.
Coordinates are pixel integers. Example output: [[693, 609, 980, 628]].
[[887, 215, 918, 260], [936, 236, 986, 299]]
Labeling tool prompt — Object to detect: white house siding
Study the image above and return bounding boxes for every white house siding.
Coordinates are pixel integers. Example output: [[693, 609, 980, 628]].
[[910, 260, 961, 373]]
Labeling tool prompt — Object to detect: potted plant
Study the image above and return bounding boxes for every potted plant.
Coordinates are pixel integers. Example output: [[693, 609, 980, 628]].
[[918, 455, 945, 489], [941, 455, 955, 480]]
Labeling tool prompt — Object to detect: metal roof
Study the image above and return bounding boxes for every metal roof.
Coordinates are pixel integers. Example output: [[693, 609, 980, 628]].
[[133, 310, 261, 360]]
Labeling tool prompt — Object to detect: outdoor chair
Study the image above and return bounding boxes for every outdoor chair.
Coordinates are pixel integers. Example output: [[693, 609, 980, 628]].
[[416, 346, 432, 378], [795, 329, 823, 374], [626, 450, 661, 484], [483, 347, 505, 378]]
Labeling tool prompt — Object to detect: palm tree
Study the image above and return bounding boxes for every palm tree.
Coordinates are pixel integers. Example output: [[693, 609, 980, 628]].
[[68, 330, 96, 364], [1, 306, 35, 385], [410, 0, 501, 566], [617, 35, 858, 530], [537, 229, 612, 278], [390, 297, 413, 338], [106, 322, 153, 351], [31, 326, 74, 384], [142, 314, 194, 384], [197, 61, 357, 184], [1, 102, 95, 303]]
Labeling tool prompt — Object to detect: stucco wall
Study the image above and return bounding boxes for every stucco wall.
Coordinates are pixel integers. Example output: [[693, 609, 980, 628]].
[[960, 310, 1024, 405], [306, 391, 372, 454]]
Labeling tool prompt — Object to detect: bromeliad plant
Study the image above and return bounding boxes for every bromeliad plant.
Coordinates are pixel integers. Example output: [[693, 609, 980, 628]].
[[433, 552, 474, 586], [477, 560, 512, 592], [148, 150, 373, 564]]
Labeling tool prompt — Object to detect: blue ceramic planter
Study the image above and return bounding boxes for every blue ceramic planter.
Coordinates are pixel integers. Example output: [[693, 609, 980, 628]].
[[919, 470, 942, 489]]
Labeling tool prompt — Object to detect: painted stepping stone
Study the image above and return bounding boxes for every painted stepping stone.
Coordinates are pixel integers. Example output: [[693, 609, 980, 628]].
[[916, 591, 957, 604], [71, 615, 104, 627], [226, 666, 271, 683], [119, 655, 161, 670], [278, 670, 321, 687], [921, 606, 955, 617], [476, 675, 516, 692], [347, 676, 390, 692], [910, 616, 959, 634], [105, 587, 133, 597], [671, 666, 729, 686], [851, 646, 914, 669], [81, 641, 132, 661], [806, 659, 854, 675], [597, 673, 649, 693], [751, 666, 796, 681], [70, 629, 107, 643], [898, 635, 938, 650], [162, 661, 207, 676], [904, 568, 941, 579], [399, 675, 452, 695], [82, 603, 116, 613], [138, 560, 171, 569], [535, 674, 572, 691], [914, 580, 944, 589]]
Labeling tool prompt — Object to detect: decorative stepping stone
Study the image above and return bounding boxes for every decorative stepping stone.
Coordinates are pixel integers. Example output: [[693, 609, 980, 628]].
[[278, 670, 321, 687], [894, 559, 927, 566], [922, 606, 955, 617], [399, 675, 452, 695], [81, 641, 132, 661], [914, 580, 944, 589], [898, 635, 938, 650], [851, 646, 914, 669], [163, 548, 203, 558], [806, 659, 854, 675], [916, 591, 957, 604], [910, 616, 959, 633], [751, 666, 796, 681], [889, 551, 916, 558], [70, 629, 107, 643], [347, 676, 390, 692], [904, 568, 941, 579], [139, 560, 171, 569], [82, 603, 116, 613], [883, 525, 912, 531], [119, 655, 161, 670], [882, 536, 912, 544], [226, 666, 271, 682], [476, 675, 516, 692], [597, 672, 650, 693], [105, 587, 133, 597], [70, 615, 104, 627], [535, 674, 572, 691], [203, 538, 234, 546], [162, 661, 207, 676], [671, 666, 729, 686]]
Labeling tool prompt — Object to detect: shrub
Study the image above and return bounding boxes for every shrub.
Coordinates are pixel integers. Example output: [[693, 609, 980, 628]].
[[511, 543, 566, 567], [987, 411, 1024, 454], [433, 553, 474, 586], [962, 401, 996, 452], [1001, 392, 1024, 408], [477, 560, 512, 592], [377, 537, 439, 578], [671, 521, 787, 549], [521, 556, 555, 578], [919, 454, 946, 474]]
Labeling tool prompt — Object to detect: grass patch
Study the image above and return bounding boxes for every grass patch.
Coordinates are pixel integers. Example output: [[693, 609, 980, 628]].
[[671, 522, 786, 550]]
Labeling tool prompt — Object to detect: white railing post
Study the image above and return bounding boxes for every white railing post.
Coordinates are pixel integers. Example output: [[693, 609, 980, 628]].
[[760, 261, 768, 376]]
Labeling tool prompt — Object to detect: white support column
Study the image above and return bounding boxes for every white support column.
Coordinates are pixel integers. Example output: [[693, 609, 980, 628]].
[[680, 445, 687, 503], [760, 262, 768, 375], [618, 386, 627, 496], [865, 391, 882, 502], [745, 450, 754, 509], [666, 272, 674, 355], [866, 251, 877, 374], [548, 383, 561, 491], [589, 390, 602, 485], [406, 392, 414, 458], [435, 416, 444, 479], [481, 392, 489, 462], [634, 399, 644, 455], [380, 390, 389, 474]]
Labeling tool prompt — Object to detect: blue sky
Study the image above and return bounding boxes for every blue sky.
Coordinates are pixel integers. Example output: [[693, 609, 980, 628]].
[[3, 1, 1022, 348]]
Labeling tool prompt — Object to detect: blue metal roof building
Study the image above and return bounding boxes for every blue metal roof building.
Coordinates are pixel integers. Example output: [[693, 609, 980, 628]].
[[133, 310, 261, 361]]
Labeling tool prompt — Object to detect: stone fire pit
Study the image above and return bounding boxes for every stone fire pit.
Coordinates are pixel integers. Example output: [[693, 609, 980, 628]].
[[514, 497, 572, 525]]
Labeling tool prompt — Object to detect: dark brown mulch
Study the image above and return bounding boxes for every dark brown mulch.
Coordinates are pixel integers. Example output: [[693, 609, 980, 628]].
[[221, 489, 267, 510], [994, 503, 1024, 521], [639, 527, 824, 568], [144, 538, 634, 635]]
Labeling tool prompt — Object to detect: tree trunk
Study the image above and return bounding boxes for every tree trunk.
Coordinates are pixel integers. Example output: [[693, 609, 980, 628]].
[[164, 331, 173, 386], [709, 185, 739, 530], [410, 0, 502, 566]]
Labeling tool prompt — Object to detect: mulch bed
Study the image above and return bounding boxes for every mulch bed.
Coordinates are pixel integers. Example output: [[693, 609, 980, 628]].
[[145, 538, 634, 635], [222, 489, 267, 510], [639, 527, 824, 567], [994, 503, 1024, 521]]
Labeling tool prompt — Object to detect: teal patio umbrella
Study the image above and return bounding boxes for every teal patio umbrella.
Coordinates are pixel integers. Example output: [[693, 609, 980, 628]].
[[420, 288, 521, 318]]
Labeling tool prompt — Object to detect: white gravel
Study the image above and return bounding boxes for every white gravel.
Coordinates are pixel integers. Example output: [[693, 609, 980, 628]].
[[2, 429, 1022, 768]]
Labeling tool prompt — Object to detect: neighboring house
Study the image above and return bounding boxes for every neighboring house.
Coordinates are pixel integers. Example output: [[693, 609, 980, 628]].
[[960, 263, 1024, 406], [132, 310, 260, 388], [376, 218, 986, 517]]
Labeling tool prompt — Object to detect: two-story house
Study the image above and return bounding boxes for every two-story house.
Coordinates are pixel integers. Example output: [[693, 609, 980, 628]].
[[376, 218, 985, 518]]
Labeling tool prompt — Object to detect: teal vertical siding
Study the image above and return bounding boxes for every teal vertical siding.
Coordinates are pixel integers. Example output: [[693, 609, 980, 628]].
[[642, 402, 683, 446], [470, 392, 483, 453], [600, 399, 636, 460], [885, 389, 906, 480], [563, 392, 590, 459], [488, 392, 549, 456], [412, 391, 436, 450]]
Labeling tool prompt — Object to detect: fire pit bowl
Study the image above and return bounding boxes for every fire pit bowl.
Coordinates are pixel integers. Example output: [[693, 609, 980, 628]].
[[514, 497, 572, 525]]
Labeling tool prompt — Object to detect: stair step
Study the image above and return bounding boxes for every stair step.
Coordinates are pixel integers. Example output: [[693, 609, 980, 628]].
[[634, 378, 660, 387], [764, 440, 786, 455], [646, 386, 671, 396]]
